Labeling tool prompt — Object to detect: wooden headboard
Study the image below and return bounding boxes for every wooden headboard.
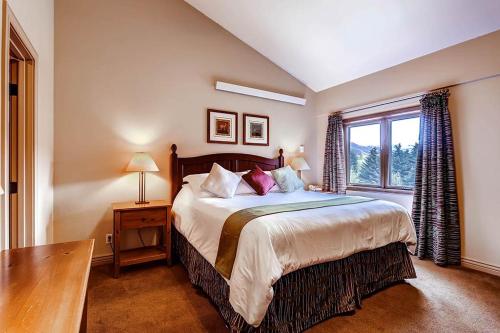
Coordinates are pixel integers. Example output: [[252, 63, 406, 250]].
[[170, 144, 284, 201]]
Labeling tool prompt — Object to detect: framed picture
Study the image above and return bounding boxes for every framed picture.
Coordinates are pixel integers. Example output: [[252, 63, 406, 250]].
[[243, 113, 269, 146], [207, 109, 238, 144]]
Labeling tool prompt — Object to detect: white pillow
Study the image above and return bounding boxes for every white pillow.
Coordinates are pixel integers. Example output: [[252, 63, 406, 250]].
[[235, 171, 256, 195], [236, 179, 256, 194], [183, 173, 214, 198], [201, 163, 241, 198]]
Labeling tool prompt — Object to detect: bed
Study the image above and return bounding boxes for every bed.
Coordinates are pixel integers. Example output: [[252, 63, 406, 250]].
[[170, 144, 417, 332]]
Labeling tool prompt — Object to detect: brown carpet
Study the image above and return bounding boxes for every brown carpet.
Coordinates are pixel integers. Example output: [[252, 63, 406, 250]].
[[88, 257, 500, 332]]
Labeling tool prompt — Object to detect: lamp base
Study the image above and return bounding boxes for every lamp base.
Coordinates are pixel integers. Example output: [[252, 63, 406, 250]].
[[135, 172, 149, 205]]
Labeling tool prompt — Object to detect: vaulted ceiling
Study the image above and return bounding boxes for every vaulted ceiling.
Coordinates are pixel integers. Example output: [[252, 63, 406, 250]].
[[185, 0, 500, 92]]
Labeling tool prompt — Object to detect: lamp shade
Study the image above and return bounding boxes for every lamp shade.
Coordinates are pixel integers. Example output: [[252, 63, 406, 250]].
[[290, 157, 310, 171], [126, 152, 159, 172]]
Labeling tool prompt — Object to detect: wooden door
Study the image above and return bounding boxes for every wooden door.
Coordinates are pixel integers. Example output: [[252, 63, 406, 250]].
[[1, 5, 37, 250], [8, 56, 19, 249]]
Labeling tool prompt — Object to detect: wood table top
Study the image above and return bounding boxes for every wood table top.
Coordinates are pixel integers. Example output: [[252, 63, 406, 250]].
[[0, 240, 94, 333], [112, 200, 171, 211]]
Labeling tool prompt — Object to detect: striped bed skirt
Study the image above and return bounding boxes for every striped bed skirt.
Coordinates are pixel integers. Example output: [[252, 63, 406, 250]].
[[173, 227, 416, 332]]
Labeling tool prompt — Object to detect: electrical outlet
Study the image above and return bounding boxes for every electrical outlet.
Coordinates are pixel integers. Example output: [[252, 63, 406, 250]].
[[105, 234, 113, 244]]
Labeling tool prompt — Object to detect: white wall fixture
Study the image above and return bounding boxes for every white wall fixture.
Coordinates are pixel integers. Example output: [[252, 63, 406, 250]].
[[215, 81, 306, 105]]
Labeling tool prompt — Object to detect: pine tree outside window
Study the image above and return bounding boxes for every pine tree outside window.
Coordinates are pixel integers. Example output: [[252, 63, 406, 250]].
[[344, 107, 420, 192]]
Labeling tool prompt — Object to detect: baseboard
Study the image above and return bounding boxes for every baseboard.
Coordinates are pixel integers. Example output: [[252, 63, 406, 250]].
[[91, 254, 113, 266], [91, 253, 499, 276], [462, 257, 500, 277]]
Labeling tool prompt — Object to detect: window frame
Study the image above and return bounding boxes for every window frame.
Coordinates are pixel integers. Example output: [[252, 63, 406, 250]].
[[343, 106, 420, 194]]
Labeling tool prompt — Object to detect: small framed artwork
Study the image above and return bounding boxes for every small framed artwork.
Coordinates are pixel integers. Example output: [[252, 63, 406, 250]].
[[243, 113, 269, 146], [207, 109, 238, 144]]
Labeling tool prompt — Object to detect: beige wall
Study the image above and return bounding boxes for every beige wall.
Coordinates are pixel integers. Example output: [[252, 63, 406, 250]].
[[316, 30, 500, 270], [53, 0, 500, 271], [0, 0, 54, 248], [54, 0, 317, 257]]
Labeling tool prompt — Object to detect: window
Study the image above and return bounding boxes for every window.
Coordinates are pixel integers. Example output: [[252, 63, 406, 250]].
[[345, 107, 420, 192], [389, 117, 419, 188], [348, 123, 381, 186]]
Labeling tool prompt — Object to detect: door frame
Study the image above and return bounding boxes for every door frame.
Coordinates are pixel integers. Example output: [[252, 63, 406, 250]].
[[1, 2, 37, 250]]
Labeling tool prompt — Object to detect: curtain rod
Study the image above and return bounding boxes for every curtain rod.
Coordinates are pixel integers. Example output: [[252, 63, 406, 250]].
[[340, 73, 500, 115]]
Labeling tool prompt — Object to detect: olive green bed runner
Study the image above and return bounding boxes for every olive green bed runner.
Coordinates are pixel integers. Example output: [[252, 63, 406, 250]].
[[215, 196, 377, 279]]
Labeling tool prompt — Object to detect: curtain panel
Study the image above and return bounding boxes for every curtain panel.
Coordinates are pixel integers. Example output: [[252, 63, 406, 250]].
[[412, 90, 461, 265], [323, 112, 347, 194]]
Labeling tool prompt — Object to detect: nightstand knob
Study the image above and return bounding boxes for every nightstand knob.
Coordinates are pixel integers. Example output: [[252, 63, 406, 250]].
[[141, 218, 146, 222]]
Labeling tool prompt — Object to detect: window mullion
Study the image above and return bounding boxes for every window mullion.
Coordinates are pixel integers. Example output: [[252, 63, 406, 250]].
[[344, 125, 350, 186], [380, 119, 389, 189]]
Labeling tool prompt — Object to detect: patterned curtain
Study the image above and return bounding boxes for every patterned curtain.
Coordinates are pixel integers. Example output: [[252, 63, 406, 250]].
[[412, 90, 460, 265], [323, 112, 346, 194]]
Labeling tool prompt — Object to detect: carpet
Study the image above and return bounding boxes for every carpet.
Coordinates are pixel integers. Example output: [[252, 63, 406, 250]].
[[87, 257, 500, 332]]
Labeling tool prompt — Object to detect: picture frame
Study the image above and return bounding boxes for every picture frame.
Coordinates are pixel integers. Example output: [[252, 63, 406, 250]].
[[243, 113, 269, 146], [207, 109, 238, 144]]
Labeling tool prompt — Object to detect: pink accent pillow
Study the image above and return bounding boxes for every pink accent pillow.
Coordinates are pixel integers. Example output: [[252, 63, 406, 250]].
[[242, 166, 276, 196]]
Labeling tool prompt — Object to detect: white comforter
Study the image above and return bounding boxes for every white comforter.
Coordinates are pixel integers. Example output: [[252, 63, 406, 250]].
[[172, 187, 416, 327]]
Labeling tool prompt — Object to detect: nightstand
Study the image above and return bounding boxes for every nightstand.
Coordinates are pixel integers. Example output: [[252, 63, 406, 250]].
[[112, 200, 171, 278]]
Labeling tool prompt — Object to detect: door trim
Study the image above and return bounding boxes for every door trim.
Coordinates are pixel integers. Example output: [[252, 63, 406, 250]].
[[1, 2, 37, 250]]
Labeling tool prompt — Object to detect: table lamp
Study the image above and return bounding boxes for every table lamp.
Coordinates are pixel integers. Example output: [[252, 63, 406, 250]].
[[126, 152, 159, 204], [290, 157, 310, 180]]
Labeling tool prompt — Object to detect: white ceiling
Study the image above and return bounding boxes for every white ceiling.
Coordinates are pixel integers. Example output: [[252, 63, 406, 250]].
[[185, 0, 500, 92]]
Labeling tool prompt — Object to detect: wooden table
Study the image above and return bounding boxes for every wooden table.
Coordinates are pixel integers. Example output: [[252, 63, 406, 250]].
[[112, 200, 171, 278], [0, 240, 94, 333]]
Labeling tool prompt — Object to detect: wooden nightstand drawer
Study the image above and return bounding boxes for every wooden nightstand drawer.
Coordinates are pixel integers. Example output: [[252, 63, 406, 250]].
[[121, 208, 166, 229]]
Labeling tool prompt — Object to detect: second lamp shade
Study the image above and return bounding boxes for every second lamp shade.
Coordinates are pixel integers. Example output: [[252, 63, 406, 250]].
[[290, 157, 310, 171]]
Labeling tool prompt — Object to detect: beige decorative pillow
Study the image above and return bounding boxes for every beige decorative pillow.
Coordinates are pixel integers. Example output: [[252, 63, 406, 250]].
[[201, 163, 241, 198], [271, 165, 304, 192]]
